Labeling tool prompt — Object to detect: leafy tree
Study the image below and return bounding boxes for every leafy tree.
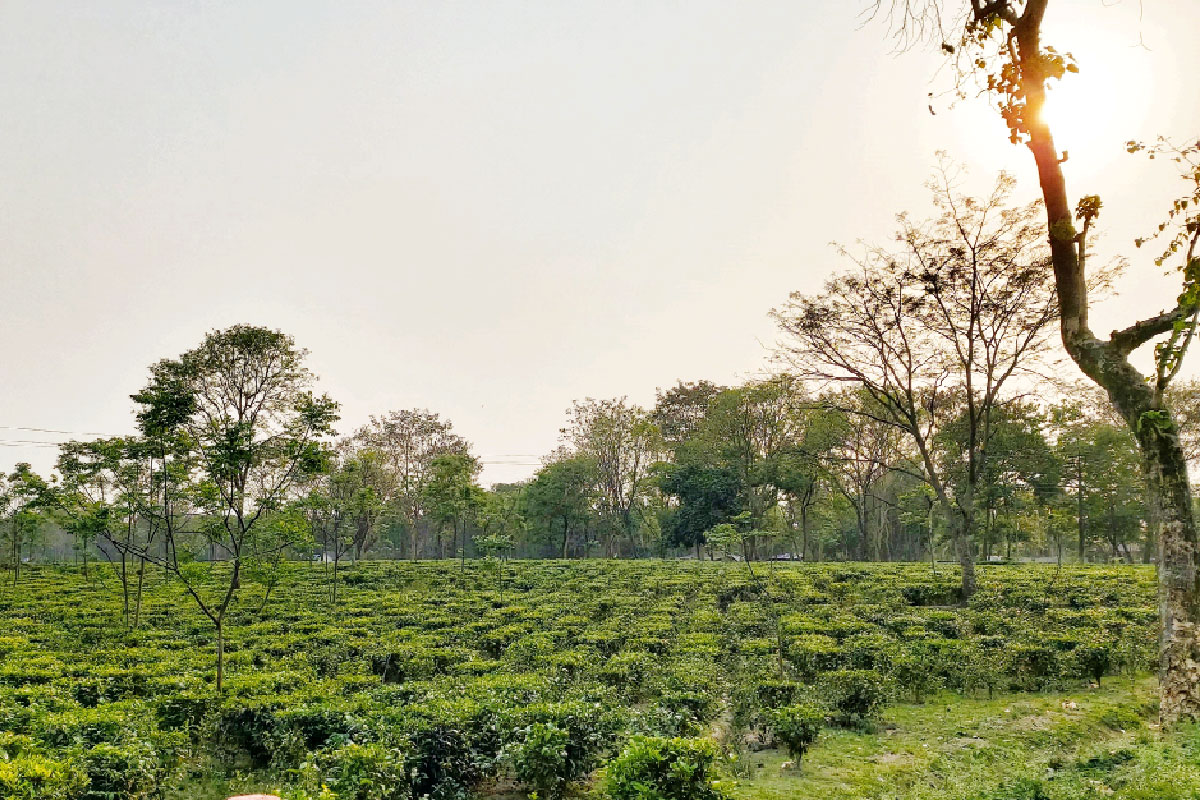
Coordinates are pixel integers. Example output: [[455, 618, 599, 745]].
[[131, 324, 338, 691], [0, 464, 48, 586], [657, 462, 742, 558], [348, 410, 469, 560], [524, 455, 597, 558], [936, 401, 1060, 560], [54, 437, 153, 625], [422, 452, 482, 564], [1052, 407, 1145, 563], [561, 398, 661, 556], [814, 391, 908, 562], [653, 380, 727, 448]]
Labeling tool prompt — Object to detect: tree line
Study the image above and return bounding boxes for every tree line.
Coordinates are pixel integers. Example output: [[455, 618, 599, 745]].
[[2, 169, 1191, 621]]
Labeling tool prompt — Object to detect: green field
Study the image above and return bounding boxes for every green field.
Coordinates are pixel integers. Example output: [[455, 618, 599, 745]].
[[2, 561, 1195, 800]]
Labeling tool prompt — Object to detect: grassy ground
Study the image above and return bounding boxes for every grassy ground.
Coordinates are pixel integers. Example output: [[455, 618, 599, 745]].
[[727, 677, 1200, 800]]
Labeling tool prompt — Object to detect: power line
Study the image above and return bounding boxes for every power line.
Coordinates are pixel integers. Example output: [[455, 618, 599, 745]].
[[0, 424, 120, 437]]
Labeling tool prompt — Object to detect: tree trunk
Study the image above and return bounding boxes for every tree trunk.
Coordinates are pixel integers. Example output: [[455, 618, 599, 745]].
[[1140, 427, 1200, 725], [134, 561, 145, 630], [1012, 7, 1200, 722], [928, 502, 937, 575], [215, 618, 224, 693], [952, 511, 976, 599]]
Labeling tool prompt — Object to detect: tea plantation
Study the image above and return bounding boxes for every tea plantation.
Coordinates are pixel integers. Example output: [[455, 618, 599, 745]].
[[2, 561, 1194, 800]]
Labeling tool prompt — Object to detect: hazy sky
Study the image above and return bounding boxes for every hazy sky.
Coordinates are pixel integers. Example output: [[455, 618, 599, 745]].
[[2, 1, 1198, 485]]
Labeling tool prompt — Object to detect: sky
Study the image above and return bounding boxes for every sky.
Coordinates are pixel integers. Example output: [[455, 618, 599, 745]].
[[1, 1, 1198, 486]]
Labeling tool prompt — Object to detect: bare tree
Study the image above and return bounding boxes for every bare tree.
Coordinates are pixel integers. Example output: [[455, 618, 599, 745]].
[[775, 169, 1058, 596]]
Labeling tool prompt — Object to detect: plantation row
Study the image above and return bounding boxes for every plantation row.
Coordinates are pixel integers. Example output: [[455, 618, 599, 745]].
[[0, 562, 1157, 799]]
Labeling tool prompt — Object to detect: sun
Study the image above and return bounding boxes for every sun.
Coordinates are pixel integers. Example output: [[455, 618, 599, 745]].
[[1033, 34, 1153, 165]]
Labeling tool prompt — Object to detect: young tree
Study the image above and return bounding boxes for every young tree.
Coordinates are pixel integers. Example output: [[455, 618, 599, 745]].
[[877, 0, 1200, 724], [55, 438, 151, 625], [132, 325, 338, 691], [775, 170, 1058, 595], [0, 464, 48, 586]]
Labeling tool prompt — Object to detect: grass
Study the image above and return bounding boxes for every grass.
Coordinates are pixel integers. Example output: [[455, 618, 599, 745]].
[[726, 677, 1200, 800]]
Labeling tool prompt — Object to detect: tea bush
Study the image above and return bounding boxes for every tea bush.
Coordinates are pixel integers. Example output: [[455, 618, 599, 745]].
[[0, 561, 1158, 798], [604, 736, 728, 800]]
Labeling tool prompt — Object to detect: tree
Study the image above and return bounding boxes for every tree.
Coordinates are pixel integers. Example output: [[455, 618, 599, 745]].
[[814, 391, 908, 562], [657, 461, 741, 558], [524, 455, 597, 558], [561, 398, 661, 556], [349, 410, 469, 560], [0, 464, 48, 586], [775, 169, 1058, 595], [937, 401, 1060, 560], [422, 453, 482, 563], [131, 325, 338, 691], [652, 380, 727, 448], [299, 452, 386, 603], [338, 450, 390, 561], [55, 437, 151, 625], [693, 378, 805, 558], [1052, 406, 1145, 563], [878, 0, 1200, 725]]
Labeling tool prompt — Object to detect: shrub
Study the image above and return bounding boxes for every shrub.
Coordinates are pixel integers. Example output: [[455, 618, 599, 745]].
[[604, 736, 727, 800], [768, 704, 824, 763], [820, 669, 893, 724], [786, 635, 842, 679], [407, 723, 480, 800], [280, 707, 365, 752], [155, 692, 211, 732], [755, 681, 800, 710], [80, 739, 166, 800], [303, 742, 411, 800], [0, 754, 86, 800], [503, 722, 573, 798], [214, 704, 287, 768], [1073, 640, 1114, 685]]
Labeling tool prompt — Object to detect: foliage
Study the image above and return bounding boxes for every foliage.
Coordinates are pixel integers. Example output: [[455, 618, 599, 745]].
[[604, 736, 728, 800], [767, 704, 825, 762]]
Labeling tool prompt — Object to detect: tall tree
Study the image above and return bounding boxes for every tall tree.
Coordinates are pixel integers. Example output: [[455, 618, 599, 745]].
[[0, 464, 48, 586], [704, 380, 804, 531], [936, 401, 1060, 560], [422, 452, 483, 563], [653, 380, 728, 448], [561, 398, 661, 556], [524, 455, 597, 558], [349, 410, 469, 559], [878, 0, 1200, 725], [775, 170, 1058, 595], [132, 325, 338, 691], [657, 461, 742, 559]]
